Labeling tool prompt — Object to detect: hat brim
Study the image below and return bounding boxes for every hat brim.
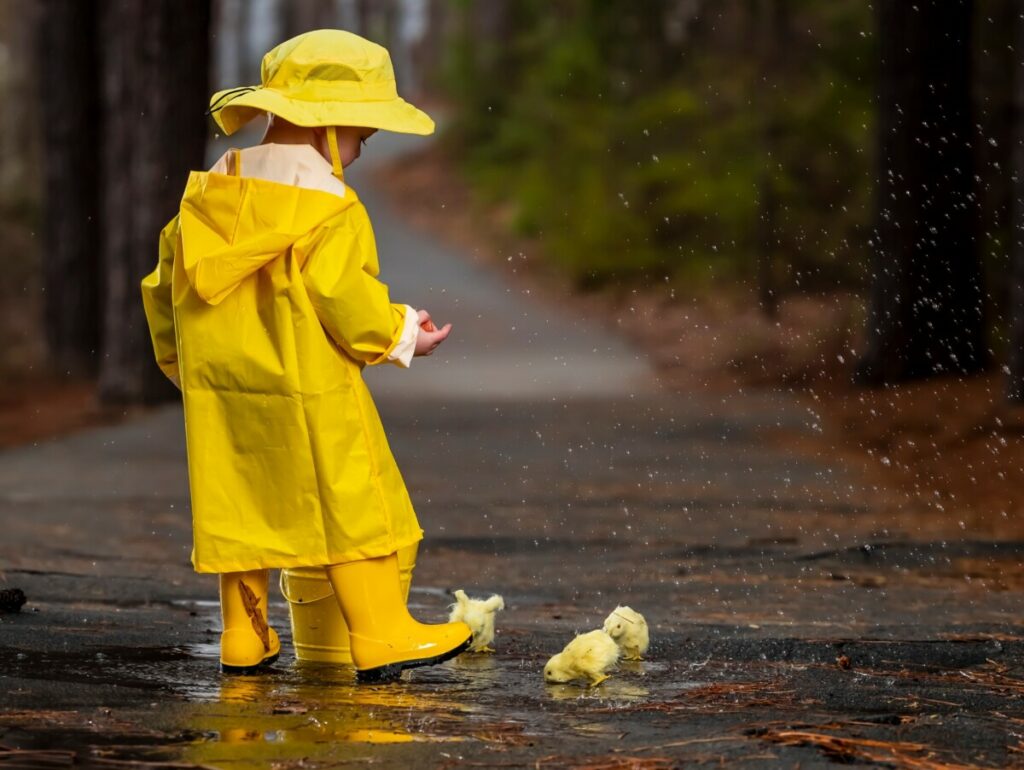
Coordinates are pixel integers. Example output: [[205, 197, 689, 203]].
[[211, 87, 435, 137]]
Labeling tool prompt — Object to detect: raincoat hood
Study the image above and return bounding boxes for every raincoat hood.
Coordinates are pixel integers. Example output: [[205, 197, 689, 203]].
[[179, 167, 352, 305]]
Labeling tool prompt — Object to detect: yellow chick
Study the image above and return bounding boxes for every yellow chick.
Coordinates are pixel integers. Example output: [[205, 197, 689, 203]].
[[544, 629, 620, 687], [448, 589, 505, 653], [602, 605, 650, 661]]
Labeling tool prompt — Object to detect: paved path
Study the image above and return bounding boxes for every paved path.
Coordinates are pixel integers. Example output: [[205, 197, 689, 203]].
[[351, 130, 657, 400], [2, 134, 1024, 769]]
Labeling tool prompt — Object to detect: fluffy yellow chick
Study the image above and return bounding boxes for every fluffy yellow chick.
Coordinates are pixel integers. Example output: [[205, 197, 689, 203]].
[[544, 629, 620, 687], [602, 605, 650, 661], [448, 589, 505, 653]]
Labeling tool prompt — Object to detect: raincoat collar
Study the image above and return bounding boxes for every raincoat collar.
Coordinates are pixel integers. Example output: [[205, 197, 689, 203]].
[[178, 151, 355, 305]]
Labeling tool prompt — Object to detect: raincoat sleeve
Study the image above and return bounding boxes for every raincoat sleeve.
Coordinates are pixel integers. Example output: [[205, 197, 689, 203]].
[[141, 215, 181, 387], [300, 209, 410, 366]]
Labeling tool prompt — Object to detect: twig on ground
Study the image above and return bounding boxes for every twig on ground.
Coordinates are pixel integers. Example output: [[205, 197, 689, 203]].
[[756, 728, 1000, 770]]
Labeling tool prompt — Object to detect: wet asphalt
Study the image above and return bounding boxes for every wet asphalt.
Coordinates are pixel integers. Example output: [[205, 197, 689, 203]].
[[2, 133, 1024, 769]]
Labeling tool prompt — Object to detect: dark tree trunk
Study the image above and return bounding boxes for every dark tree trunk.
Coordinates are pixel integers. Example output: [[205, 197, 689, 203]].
[[475, 0, 509, 42], [356, 0, 397, 45], [856, 0, 987, 385], [97, 0, 211, 404], [1008, 4, 1024, 401], [415, 0, 449, 92], [280, 0, 337, 40], [356, 0, 374, 36], [756, 0, 788, 319], [37, 0, 102, 378], [236, 0, 253, 82]]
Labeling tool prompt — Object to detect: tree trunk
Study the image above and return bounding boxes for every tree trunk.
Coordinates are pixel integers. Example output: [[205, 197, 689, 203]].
[[37, 0, 102, 378], [356, 0, 374, 36], [756, 0, 787, 319], [414, 0, 450, 93], [856, 0, 987, 385], [1008, 3, 1024, 401], [97, 0, 211, 404], [280, 0, 337, 40]]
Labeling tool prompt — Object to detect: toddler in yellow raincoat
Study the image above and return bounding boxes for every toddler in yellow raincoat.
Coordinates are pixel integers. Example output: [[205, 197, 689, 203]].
[[140, 29, 472, 682]]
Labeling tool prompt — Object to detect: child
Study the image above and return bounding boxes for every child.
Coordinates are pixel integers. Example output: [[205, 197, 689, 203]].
[[140, 29, 472, 683]]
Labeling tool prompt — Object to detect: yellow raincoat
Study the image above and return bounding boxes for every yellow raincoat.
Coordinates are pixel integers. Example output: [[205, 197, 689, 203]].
[[141, 153, 422, 574]]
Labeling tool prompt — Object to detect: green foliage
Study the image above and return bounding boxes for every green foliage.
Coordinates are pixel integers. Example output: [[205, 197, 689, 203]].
[[441, 0, 875, 292]]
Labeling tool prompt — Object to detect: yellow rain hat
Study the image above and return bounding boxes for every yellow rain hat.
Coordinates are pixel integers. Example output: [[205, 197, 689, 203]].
[[207, 29, 434, 137]]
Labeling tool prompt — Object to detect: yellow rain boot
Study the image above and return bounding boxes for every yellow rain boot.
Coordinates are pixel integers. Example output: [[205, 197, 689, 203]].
[[282, 542, 420, 664], [219, 569, 281, 673], [325, 552, 472, 682]]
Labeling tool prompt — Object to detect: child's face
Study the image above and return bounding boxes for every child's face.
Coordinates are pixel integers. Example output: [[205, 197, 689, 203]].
[[321, 126, 378, 168]]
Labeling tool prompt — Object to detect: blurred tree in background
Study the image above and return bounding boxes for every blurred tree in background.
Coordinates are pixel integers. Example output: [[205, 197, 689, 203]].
[[38, 0, 101, 379], [280, 0, 338, 40], [1009, 2, 1024, 401], [858, 0, 987, 385], [97, 0, 211, 404], [443, 0, 875, 293], [443, 0, 1024, 390], [0, 2, 43, 378], [33, 0, 210, 404]]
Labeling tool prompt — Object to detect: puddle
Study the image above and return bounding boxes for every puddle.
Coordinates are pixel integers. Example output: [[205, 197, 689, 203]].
[[173, 672, 470, 768], [3, 633, 672, 760]]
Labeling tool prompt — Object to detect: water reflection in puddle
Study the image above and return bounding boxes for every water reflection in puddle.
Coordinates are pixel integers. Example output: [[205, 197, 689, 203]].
[[166, 645, 661, 763], [1, 629, 697, 769], [545, 678, 650, 702], [175, 661, 471, 767]]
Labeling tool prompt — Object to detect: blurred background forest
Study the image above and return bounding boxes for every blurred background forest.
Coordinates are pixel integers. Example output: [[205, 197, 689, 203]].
[[2, 1, 1024, 525]]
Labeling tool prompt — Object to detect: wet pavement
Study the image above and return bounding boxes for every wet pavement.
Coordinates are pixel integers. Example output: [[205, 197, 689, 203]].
[[3, 135, 1024, 769]]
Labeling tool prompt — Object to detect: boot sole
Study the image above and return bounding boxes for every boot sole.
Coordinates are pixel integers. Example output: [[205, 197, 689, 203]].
[[356, 636, 473, 684], [221, 651, 280, 675]]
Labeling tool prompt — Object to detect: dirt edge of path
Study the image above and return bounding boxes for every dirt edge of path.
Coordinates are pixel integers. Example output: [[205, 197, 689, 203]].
[[0, 377, 134, 450]]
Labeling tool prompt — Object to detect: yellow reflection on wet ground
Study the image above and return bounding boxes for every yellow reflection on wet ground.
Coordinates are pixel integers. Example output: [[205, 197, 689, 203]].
[[544, 677, 650, 702], [178, 661, 469, 768]]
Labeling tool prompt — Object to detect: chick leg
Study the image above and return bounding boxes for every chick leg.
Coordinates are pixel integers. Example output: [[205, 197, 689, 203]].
[[587, 673, 610, 687], [476, 645, 496, 653]]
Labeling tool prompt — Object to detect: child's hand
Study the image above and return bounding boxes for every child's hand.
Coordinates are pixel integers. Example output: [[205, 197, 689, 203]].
[[415, 309, 451, 356], [417, 309, 437, 332]]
